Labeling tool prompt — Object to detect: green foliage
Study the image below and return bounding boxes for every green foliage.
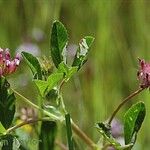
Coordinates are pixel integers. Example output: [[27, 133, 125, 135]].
[[124, 102, 146, 146], [21, 51, 42, 80], [65, 114, 74, 150], [34, 80, 48, 97], [34, 73, 63, 97], [72, 36, 94, 70], [58, 62, 78, 81], [50, 21, 94, 72], [0, 123, 6, 134], [96, 102, 146, 150], [51, 20, 68, 68], [0, 77, 16, 129], [96, 122, 134, 150], [34, 20, 94, 101], [0, 0, 149, 149], [46, 73, 63, 92], [39, 121, 57, 150]]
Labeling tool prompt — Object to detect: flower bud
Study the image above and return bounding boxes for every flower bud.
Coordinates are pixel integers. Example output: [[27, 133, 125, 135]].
[[0, 48, 20, 77], [8, 61, 16, 73], [137, 58, 150, 88], [5, 48, 10, 60]]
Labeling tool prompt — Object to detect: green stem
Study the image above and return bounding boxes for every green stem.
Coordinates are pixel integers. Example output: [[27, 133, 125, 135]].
[[12, 88, 97, 149], [71, 121, 97, 149], [11, 88, 63, 121], [59, 79, 65, 92], [5, 117, 50, 134], [58, 79, 67, 114], [108, 87, 145, 125], [58, 80, 96, 149], [55, 140, 68, 150]]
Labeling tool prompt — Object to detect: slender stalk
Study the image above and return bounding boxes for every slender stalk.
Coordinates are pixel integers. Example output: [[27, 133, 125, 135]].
[[55, 140, 68, 150], [59, 81, 96, 149], [11, 88, 62, 121], [108, 87, 145, 125], [71, 121, 96, 149], [12, 88, 97, 149], [59, 79, 65, 92], [58, 80, 67, 113], [6, 119, 68, 150], [5, 117, 50, 134]]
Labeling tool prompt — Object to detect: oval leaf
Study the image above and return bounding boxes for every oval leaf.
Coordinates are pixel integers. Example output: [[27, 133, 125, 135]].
[[21, 51, 42, 79], [34, 80, 48, 97], [0, 122, 6, 134], [0, 77, 16, 129], [46, 73, 63, 94], [124, 102, 146, 145], [34, 73, 63, 97], [51, 21, 68, 68], [72, 36, 94, 70]]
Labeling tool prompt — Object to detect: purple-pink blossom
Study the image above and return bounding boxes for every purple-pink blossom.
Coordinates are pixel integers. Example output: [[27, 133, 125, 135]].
[[0, 48, 20, 77], [137, 58, 150, 88]]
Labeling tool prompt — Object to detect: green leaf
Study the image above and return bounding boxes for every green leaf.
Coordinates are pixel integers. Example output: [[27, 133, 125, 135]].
[[34, 80, 48, 97], [65, 114, 74, 150], [72, 36, 94, 70], [58, 62, 78, 81], [0, 123, 6, 134], [34, 73, 63, 97], [67, 67, 78, 80], [21, 51, 42, 79], [39, 121, 57, 150], [0, 77, 16, 129], [58, 62, 68, 75], [96, 122, 121, 149], [46, 73, 63, 93], [124, 102, 146, 145], [51, 20, 68, 68]]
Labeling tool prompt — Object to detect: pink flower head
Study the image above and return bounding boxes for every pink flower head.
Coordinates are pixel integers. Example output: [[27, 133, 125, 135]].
[[137, 58, 150, 88], [0, 48, 21, 77]]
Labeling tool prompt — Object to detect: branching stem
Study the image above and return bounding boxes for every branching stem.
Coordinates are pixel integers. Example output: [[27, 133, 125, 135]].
[[5, 117, 50, 134], [11, 88, 63, 121], [71, 121, 97, 149], [108, 87, 145, 125], [12, 88, 97, 149]]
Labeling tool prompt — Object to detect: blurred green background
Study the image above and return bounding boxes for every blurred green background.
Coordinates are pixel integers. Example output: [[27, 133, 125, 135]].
[[0, 0, 150, 149]]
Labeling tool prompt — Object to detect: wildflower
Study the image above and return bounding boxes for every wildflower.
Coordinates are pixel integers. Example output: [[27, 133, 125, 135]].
[[137, 58, 150, 88], [0, 48, 21, 77]]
